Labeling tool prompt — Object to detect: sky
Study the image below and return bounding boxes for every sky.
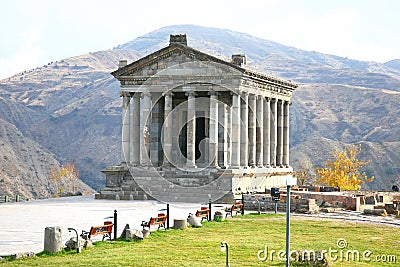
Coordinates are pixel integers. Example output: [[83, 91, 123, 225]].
[[1, 0, 399, 79]]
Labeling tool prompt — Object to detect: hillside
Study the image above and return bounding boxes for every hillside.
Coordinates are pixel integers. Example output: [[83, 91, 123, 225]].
[[0, 115, 93, 198], [0, 24, 399, 197]]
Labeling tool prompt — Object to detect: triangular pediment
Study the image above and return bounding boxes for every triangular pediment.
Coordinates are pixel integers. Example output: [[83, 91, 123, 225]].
[[111, 44, 245, 78]]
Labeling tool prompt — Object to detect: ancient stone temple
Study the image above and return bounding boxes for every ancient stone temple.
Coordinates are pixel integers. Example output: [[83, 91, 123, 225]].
[[96, 34, 297, 203]]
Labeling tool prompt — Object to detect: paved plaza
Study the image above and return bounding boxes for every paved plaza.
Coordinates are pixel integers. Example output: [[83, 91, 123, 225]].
[[0, 195, 205, 255]]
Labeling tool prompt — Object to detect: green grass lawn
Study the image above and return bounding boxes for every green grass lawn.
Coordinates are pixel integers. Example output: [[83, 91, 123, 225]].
[[2, 214, 399, 266]]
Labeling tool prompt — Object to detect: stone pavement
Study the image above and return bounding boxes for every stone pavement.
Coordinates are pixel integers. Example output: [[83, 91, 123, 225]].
[[0, 195, 212, 255]]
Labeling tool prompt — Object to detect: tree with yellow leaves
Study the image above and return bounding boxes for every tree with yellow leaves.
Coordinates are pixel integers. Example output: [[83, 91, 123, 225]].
[[316, 144, 374, 190], [49, 162, 80, 195]]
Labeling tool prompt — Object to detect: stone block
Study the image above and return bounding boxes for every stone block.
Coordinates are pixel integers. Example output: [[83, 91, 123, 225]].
[[44, 226, 62, 253], [173, 219, 187, 230], [363, 209, 387, 216]]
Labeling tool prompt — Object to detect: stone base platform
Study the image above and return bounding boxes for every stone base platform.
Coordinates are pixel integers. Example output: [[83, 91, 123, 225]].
[[95, 165, 294, 203]]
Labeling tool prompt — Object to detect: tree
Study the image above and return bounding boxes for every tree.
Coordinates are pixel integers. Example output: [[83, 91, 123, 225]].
[[49, 162, 80, 195], [316, 144, 374, 190], [294, 160, 315, 186]]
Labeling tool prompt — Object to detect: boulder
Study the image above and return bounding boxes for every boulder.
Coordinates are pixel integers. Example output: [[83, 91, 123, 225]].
[[126, 229, 143, 240], [187, 214, 202, 227], [120, 224, 130, 239], [65, 237, 88, 251], [142, 229, 150, 238], [11, 252, 35, 260]]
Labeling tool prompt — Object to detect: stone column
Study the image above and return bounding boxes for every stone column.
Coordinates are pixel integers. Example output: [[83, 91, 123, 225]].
[[248, 94, 256, 167], [131, 93, 140, 166], [223, 103, 230, 167], [140, 92, 152, 166], [263, 97, 271, 167], [186, 91, 197, 168], [121, 92, 130, 164], [283, 101, 290, 167], [270, 98, 277, 167], [162, 92, 173, 168], [256, 95, 264, 167], [230, 93, 241, 168], [240, 92, 249, 167], [277, 99, 284, 167], [209, 91, 219, 168]]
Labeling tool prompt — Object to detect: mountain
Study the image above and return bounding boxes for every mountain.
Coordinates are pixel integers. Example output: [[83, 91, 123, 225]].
[[0, 24, 399, 197]]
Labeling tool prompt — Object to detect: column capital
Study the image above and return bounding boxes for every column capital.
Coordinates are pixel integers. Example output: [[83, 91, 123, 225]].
[[230, 90, 241, 96], [162, 91, 174, 97], [129, 92, 140, 99], [120, 91, 130, 97], [185, 91, 197, 97], [270, 98, 277, 103], [141, 91, 152, 98], [240, 91, 249, 97], [208, 90, 219, 96]]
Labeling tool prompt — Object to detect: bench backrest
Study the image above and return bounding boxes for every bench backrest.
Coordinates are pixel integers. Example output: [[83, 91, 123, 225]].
[[149, 214, 167, 225], [196, 208, 210, 217], [232, 203, 243, 211], [89, 224, 113, 236]]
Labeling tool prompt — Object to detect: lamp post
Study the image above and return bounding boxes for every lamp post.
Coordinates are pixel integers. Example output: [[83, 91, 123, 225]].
[[159, 203, 170, 229], [284, 175, 296, 267], [104, 209, 118, 240], [67, 227, 80, 253], [220, 241, 229, 267]]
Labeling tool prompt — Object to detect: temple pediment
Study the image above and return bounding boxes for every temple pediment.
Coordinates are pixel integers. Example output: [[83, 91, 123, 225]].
[[112, 44, 243, 81], [111, 35, 297, 94]]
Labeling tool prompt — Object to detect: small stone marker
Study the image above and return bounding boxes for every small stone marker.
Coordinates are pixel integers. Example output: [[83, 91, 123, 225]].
[[214, 210, 226, 221], [44, 226, 62, 253], [173, 219, 187, 229]]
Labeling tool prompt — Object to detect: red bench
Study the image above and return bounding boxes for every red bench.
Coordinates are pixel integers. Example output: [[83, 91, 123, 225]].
[[141, 213, 167, 230], [195, 207, 210, 222], [225, 203, 244, 217], [81, 222, 113, 241]]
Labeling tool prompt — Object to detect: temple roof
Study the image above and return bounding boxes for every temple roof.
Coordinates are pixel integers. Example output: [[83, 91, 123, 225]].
[[111, 34, 298, 90]]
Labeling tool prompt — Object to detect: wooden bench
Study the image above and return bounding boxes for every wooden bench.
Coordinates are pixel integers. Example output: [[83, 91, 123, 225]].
[[225, 203, 244, 217], [141, 213, 167, 230], [81, 222, 113, 241], [195, 207, 210, 221]]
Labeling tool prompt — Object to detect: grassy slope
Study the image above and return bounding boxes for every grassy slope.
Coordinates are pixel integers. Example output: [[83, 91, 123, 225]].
[[2, 214, 399, 266]]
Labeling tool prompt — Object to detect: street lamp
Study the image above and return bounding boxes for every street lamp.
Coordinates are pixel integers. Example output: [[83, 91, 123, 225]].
[[220, 241, 229, 267], [67, 227, 80, 253]]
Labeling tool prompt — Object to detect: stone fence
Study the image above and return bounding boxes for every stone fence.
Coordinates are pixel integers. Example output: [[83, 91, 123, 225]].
[[0, 195, 29, 204]]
